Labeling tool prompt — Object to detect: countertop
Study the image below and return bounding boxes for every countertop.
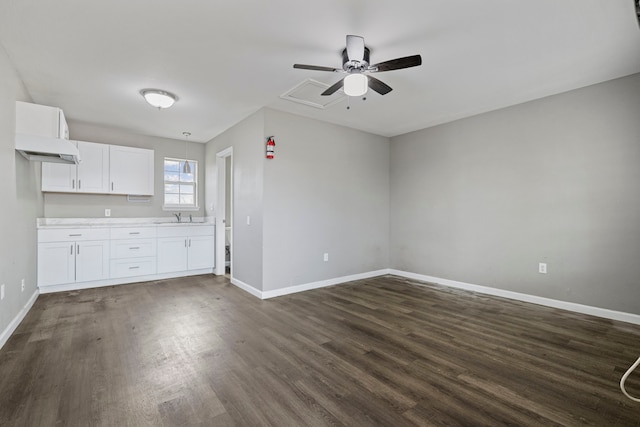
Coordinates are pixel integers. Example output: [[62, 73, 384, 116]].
[[37, 217, 215, 229]]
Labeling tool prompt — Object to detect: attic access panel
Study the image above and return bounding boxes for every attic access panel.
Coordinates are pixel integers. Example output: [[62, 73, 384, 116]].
[[280, 79, 346, 109]]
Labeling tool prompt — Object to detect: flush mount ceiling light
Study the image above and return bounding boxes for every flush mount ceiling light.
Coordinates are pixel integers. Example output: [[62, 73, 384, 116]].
[[343, 73, 368, 97], [140, 89, 178, 109]]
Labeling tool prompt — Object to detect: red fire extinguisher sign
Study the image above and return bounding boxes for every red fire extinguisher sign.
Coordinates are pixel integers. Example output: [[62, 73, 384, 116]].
[[266, 136, 275, 159]]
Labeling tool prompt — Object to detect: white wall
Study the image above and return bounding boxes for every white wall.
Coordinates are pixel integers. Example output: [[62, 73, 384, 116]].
[[262, 109, 390, 292], [43, 121, 206, 219], [390, 73, 640, 314], [205, 110, 265, 290], [0, 44, 41, 340]]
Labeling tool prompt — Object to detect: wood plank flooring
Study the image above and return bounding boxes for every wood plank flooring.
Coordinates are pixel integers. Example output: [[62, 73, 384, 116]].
[[1, 274, 639, 426]]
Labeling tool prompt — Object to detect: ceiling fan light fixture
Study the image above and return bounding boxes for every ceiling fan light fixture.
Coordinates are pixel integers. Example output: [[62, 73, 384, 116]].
[[343, 74, 368, 97], [140, 89, 178, 109]]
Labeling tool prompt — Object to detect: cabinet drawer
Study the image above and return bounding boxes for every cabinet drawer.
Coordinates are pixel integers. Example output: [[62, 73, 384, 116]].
[[157, 224, 215, 238], [38, 228, 110, 243], [110, 226, 156, 240], [110, 239, 156, 258], [110, 257, 156, 279]]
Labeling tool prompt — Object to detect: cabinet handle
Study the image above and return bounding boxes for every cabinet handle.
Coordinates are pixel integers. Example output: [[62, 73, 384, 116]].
[[185, 239, 187, 247], [111, 182, 114, 191], [70, 244, 73, 255], [189, 238, 191, 247], [129, 247, 140, 250], [129, 232, 140, 235], [72, 179, 75, 189], [129, 266, 140, 270], [69, 234, 82, 237], [78, 180, 81, 190], [77, 244, 80, 255]]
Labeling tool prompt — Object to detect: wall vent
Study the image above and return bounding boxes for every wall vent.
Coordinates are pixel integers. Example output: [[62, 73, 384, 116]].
[[280, 79, 346, 109]]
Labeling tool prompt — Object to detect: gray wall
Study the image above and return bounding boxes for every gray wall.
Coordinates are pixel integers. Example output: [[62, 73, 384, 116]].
[[262, 109, 390, 292], [205, 108, 390, 294], [390, 73, 640, 314], [43, 121, 206, 219], [205, 110, 265, 290], [0, 44, 41, 338]]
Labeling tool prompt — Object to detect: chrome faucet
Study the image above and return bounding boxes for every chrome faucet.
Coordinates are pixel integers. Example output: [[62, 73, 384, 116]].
[[174, 213, 181, 223]]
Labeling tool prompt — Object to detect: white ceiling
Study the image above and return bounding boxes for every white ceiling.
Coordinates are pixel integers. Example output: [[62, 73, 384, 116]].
[[1, 1, 639, 143]]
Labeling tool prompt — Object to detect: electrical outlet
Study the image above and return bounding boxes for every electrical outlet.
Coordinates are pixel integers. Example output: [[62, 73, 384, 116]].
[[105, 209, 111, 217], [1, 284, 4, 300], [539, 263, 547, 274], [21, 279, 25, 292], [323, 253, 329, 262]]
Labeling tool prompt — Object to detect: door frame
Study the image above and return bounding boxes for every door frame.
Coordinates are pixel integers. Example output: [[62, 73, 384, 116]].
[[215, 147, 233, 276]]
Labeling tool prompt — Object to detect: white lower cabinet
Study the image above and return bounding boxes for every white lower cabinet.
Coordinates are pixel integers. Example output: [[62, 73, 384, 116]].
[[157, 237, 189, 273], [157, 225, 215, 274], [188, 235, 216, 270], [37, 223, 215, 290], [109, 226, 157, 279], [37, 228, 110, 286], [110, 257, 156, 278]]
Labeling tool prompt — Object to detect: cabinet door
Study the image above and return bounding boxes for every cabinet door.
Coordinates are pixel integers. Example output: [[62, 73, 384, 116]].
[[42, 160, 76, 192], [157, 237, 188, 273], [77, 141, 110, 193], [38, 242, 75, 286], [110, 145, 154, 195], [188, 235, 215, 270], [75, 240, 109, 282]]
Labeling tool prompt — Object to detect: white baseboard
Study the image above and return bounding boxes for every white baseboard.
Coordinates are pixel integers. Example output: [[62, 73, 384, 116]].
[[389, 269, 640, 326], [38, 268, 214, 294], [0, 289, 39, 351], [261, 269, 390, 300], [230, 277, 263, 299]]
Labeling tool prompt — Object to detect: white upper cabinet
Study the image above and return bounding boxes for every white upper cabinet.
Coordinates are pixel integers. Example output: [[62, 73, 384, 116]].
[[41, 158, 76, 192], [77, 141, 110, 193], [109, 145, 154, 196], [42, 142, 154, 195], [16, 101, 69, 140], [42, 141, 110, 193]]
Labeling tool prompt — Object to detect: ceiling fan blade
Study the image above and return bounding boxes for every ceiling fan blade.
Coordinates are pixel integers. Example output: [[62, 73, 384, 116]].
[[367, 76, 393, 95], [293, 64, 340, 72], [346, 35, 365, 61], [321, 78, 345, 96], [370, 55, 422, 72]]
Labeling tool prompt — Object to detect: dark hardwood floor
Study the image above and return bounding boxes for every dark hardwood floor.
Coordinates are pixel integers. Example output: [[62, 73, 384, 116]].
[[1, 274, 639, 426]]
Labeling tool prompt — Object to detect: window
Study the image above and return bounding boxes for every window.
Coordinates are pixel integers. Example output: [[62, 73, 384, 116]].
[[163, 157, 198, 210]]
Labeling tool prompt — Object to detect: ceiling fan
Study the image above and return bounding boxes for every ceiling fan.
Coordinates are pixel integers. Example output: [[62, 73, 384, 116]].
[[293, 35, 422, 97]]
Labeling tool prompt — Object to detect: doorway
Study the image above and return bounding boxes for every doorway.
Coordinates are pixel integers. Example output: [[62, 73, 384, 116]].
[[215, 147, 232, 277]]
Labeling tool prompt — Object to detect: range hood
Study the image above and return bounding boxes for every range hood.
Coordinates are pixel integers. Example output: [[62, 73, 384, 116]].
[[15, 133, 81, 165]]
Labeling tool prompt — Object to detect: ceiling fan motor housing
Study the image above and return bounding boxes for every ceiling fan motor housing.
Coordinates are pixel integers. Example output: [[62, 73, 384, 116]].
[[342, 47, 370, 72]]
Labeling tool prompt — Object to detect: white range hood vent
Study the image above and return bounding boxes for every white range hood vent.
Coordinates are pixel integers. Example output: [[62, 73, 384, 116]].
[[15, 133, 81, 164]]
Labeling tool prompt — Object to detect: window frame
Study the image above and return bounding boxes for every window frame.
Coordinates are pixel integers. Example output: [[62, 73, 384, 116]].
[[162, 157, 199, 211]]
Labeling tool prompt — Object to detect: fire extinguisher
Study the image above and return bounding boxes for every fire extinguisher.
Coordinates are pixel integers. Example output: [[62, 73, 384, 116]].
[[266, 136, 275, 159]]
